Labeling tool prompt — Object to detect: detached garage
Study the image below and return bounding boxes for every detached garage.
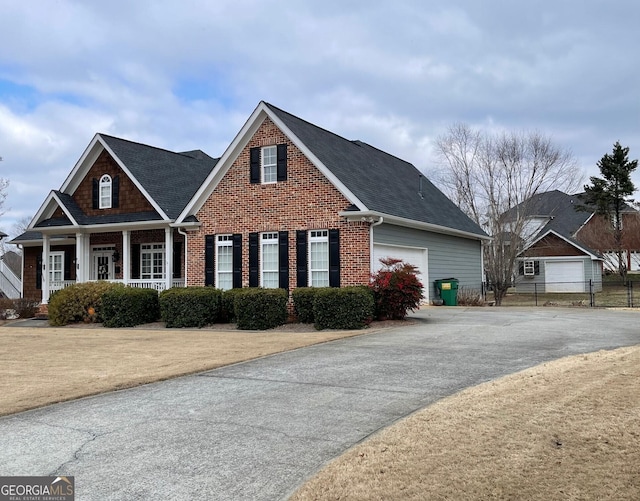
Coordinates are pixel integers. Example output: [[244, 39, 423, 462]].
[[515, 230, 603, 293]]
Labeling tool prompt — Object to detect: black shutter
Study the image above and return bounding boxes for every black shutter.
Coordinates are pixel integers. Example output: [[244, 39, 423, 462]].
[[250, 147, 260, 184], [112, 175, 120, 208], [204, 235, 215, 286], [518, 262, 524, 276], [173, 241, 182, 279], [278, 231, 289, 289], [36, 254, 42, 290], [92, 178, 99, 209], [64, 250, 72, 281], [131, 244, 141, 280], [249, 232, 259, 287], [277, 144, 287, 182], [232, 233, 242, 288], [296, 230, 308, 287], [329, 229, 340, 287], [534, 261, 540, 275]]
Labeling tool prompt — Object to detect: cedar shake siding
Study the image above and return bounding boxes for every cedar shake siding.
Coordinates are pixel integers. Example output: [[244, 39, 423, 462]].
[[188, 117, 371, 289], [523, 233, 588, 258]]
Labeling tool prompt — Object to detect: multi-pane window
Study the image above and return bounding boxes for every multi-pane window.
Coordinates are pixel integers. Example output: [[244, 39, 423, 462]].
[[216, 235, 233, 290], [261, 232, 279, 288], [99, 174, 112, 209], [141, 243, 164, 279], [523, 260, 535, 276], [49, 252, 64, 284], [309, 230, 329, 287], [262, 146, 277, 183]]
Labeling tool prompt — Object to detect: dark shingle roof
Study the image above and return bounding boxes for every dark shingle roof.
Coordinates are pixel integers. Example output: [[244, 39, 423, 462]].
[[265, 103, 487, 237], [100, 135, 218, 219]]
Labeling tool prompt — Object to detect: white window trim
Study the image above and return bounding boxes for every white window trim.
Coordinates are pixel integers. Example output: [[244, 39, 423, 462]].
[[308, 229, 329, 287], [49, 251, 64, 283], [141, 243, 165, 280], [524, 260, 535, 276], [216, 235, 233, 290], [260, 232, 279, 288], [99, 174, 112, 209], [261, 145, 277, 184]]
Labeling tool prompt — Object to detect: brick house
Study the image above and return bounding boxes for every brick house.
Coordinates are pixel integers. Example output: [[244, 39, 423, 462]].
[[11, 101, 488, 304], [511, 190, 640, 293]]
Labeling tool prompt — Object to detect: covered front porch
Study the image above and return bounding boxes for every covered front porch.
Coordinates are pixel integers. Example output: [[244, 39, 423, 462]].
[[22, 224, 189, 303]]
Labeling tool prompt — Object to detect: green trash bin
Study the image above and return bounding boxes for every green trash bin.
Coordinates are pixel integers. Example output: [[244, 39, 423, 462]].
[[435, 278, 459, 306]]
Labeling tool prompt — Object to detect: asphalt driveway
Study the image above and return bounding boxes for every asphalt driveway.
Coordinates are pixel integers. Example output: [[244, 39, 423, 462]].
[[1, 307, 639, 500]]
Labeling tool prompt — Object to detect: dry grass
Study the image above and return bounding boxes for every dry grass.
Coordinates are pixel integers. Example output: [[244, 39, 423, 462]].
[[291, 346, 640, 501], [0, 322, 375, 416]]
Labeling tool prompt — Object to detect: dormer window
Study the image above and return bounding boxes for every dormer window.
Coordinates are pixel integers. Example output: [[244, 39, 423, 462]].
[[99, 175, 112, 209]]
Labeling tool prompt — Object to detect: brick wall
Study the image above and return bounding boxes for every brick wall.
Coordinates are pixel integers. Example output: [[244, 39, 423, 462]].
[[187, 117, 371, 288], [73, 150, 155, 216]]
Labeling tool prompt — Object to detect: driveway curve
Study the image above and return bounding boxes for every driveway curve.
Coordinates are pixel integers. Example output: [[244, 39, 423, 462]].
[[1, 307, 639, 500]]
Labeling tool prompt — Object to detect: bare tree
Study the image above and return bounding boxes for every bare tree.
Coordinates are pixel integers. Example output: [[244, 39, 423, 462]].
[[434, 123, 582, 305], [0, 177, 7, 218]]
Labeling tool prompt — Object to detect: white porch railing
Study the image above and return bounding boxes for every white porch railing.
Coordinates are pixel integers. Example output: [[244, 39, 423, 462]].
[[0, 260, 22, 298], [50, 278, 186, 294], [126, 279, 185, 291], [50, 280, 76, 293]]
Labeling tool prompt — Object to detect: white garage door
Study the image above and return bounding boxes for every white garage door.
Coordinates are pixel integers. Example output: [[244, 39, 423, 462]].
[[373, 244, 429, 301], [545, 261, 584, 292]]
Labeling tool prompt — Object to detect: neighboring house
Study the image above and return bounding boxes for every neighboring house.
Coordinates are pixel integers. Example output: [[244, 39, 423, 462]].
[[11, 101, 488, 304], [508, 190, 640, 293]]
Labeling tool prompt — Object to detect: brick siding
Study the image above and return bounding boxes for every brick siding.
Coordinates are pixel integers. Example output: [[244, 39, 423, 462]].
[[187, 117, 371, 289]]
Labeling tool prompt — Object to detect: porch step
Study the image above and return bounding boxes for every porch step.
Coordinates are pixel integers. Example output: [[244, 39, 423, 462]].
[[35, 304, 49, 320]]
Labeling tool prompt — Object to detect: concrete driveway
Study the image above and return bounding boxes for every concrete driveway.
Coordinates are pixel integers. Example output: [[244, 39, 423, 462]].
[[1, 307, 639, 500]]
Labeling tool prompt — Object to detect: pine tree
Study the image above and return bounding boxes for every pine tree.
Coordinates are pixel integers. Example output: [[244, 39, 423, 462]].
[[583, 142, 637, 280]]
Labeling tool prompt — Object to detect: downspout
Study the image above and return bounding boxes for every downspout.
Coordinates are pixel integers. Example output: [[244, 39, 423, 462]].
[[177, 228, 188, 287], [369, 217, 384, 273]]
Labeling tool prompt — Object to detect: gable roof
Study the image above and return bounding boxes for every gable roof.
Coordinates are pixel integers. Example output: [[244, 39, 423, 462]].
[[98, 135, 218, 219], [523, 229, 602, 260], [180, 101, 487, 239]]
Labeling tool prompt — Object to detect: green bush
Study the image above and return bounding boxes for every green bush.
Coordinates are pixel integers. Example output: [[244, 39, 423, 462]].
[[313, 286, 374, 330], [234, 288, 288, 330], [48, 281, 122, 326], [292, 287, 326, 323], [219, 288, 246, 323], [159, 287, 222, 328], [102, 287, 160, 328]]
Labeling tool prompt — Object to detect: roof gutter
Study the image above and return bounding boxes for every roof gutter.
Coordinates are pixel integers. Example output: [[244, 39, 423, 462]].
[[340, 210, 491, 241]]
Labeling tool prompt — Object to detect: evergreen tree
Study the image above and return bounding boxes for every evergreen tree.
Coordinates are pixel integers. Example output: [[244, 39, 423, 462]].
[[583, 142, 637, 280]]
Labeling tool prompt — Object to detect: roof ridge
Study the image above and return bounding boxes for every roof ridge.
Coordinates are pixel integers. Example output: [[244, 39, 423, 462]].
[[99, 133, 211, 160]]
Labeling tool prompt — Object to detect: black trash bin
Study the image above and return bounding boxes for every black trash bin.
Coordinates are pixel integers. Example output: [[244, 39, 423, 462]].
[[435, 278, 459, 306]]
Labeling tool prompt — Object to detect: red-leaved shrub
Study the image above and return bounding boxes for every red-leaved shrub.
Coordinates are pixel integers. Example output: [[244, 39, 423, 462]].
[[369, 257, 423, 320]]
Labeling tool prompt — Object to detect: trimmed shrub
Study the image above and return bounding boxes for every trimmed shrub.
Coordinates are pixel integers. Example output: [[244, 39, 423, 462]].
[[48, 281, 122, 326], [370, 258, 423, 320], [234, 288, 288, 330], [313, 286, 374, 330], [102, 287, 160, 328], [292, 287, 326, 323], [219, 288, 246, 323], [159, 287, 222, 328], [0, 297, 14, 320]]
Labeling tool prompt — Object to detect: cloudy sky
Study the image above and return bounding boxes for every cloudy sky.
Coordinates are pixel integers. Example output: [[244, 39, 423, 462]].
[[1, 0, 638, 237]]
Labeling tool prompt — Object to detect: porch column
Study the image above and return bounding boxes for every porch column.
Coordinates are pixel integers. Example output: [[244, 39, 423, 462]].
[[165, 227, 173, 290], [75, 233, 84, 283], [42, 234, 50, 304], [122, 230, 130, 285], [83, 235, 91, 282]]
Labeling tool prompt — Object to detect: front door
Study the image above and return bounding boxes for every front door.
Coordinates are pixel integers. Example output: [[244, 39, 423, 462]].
[[92, 247, 115, 281]]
